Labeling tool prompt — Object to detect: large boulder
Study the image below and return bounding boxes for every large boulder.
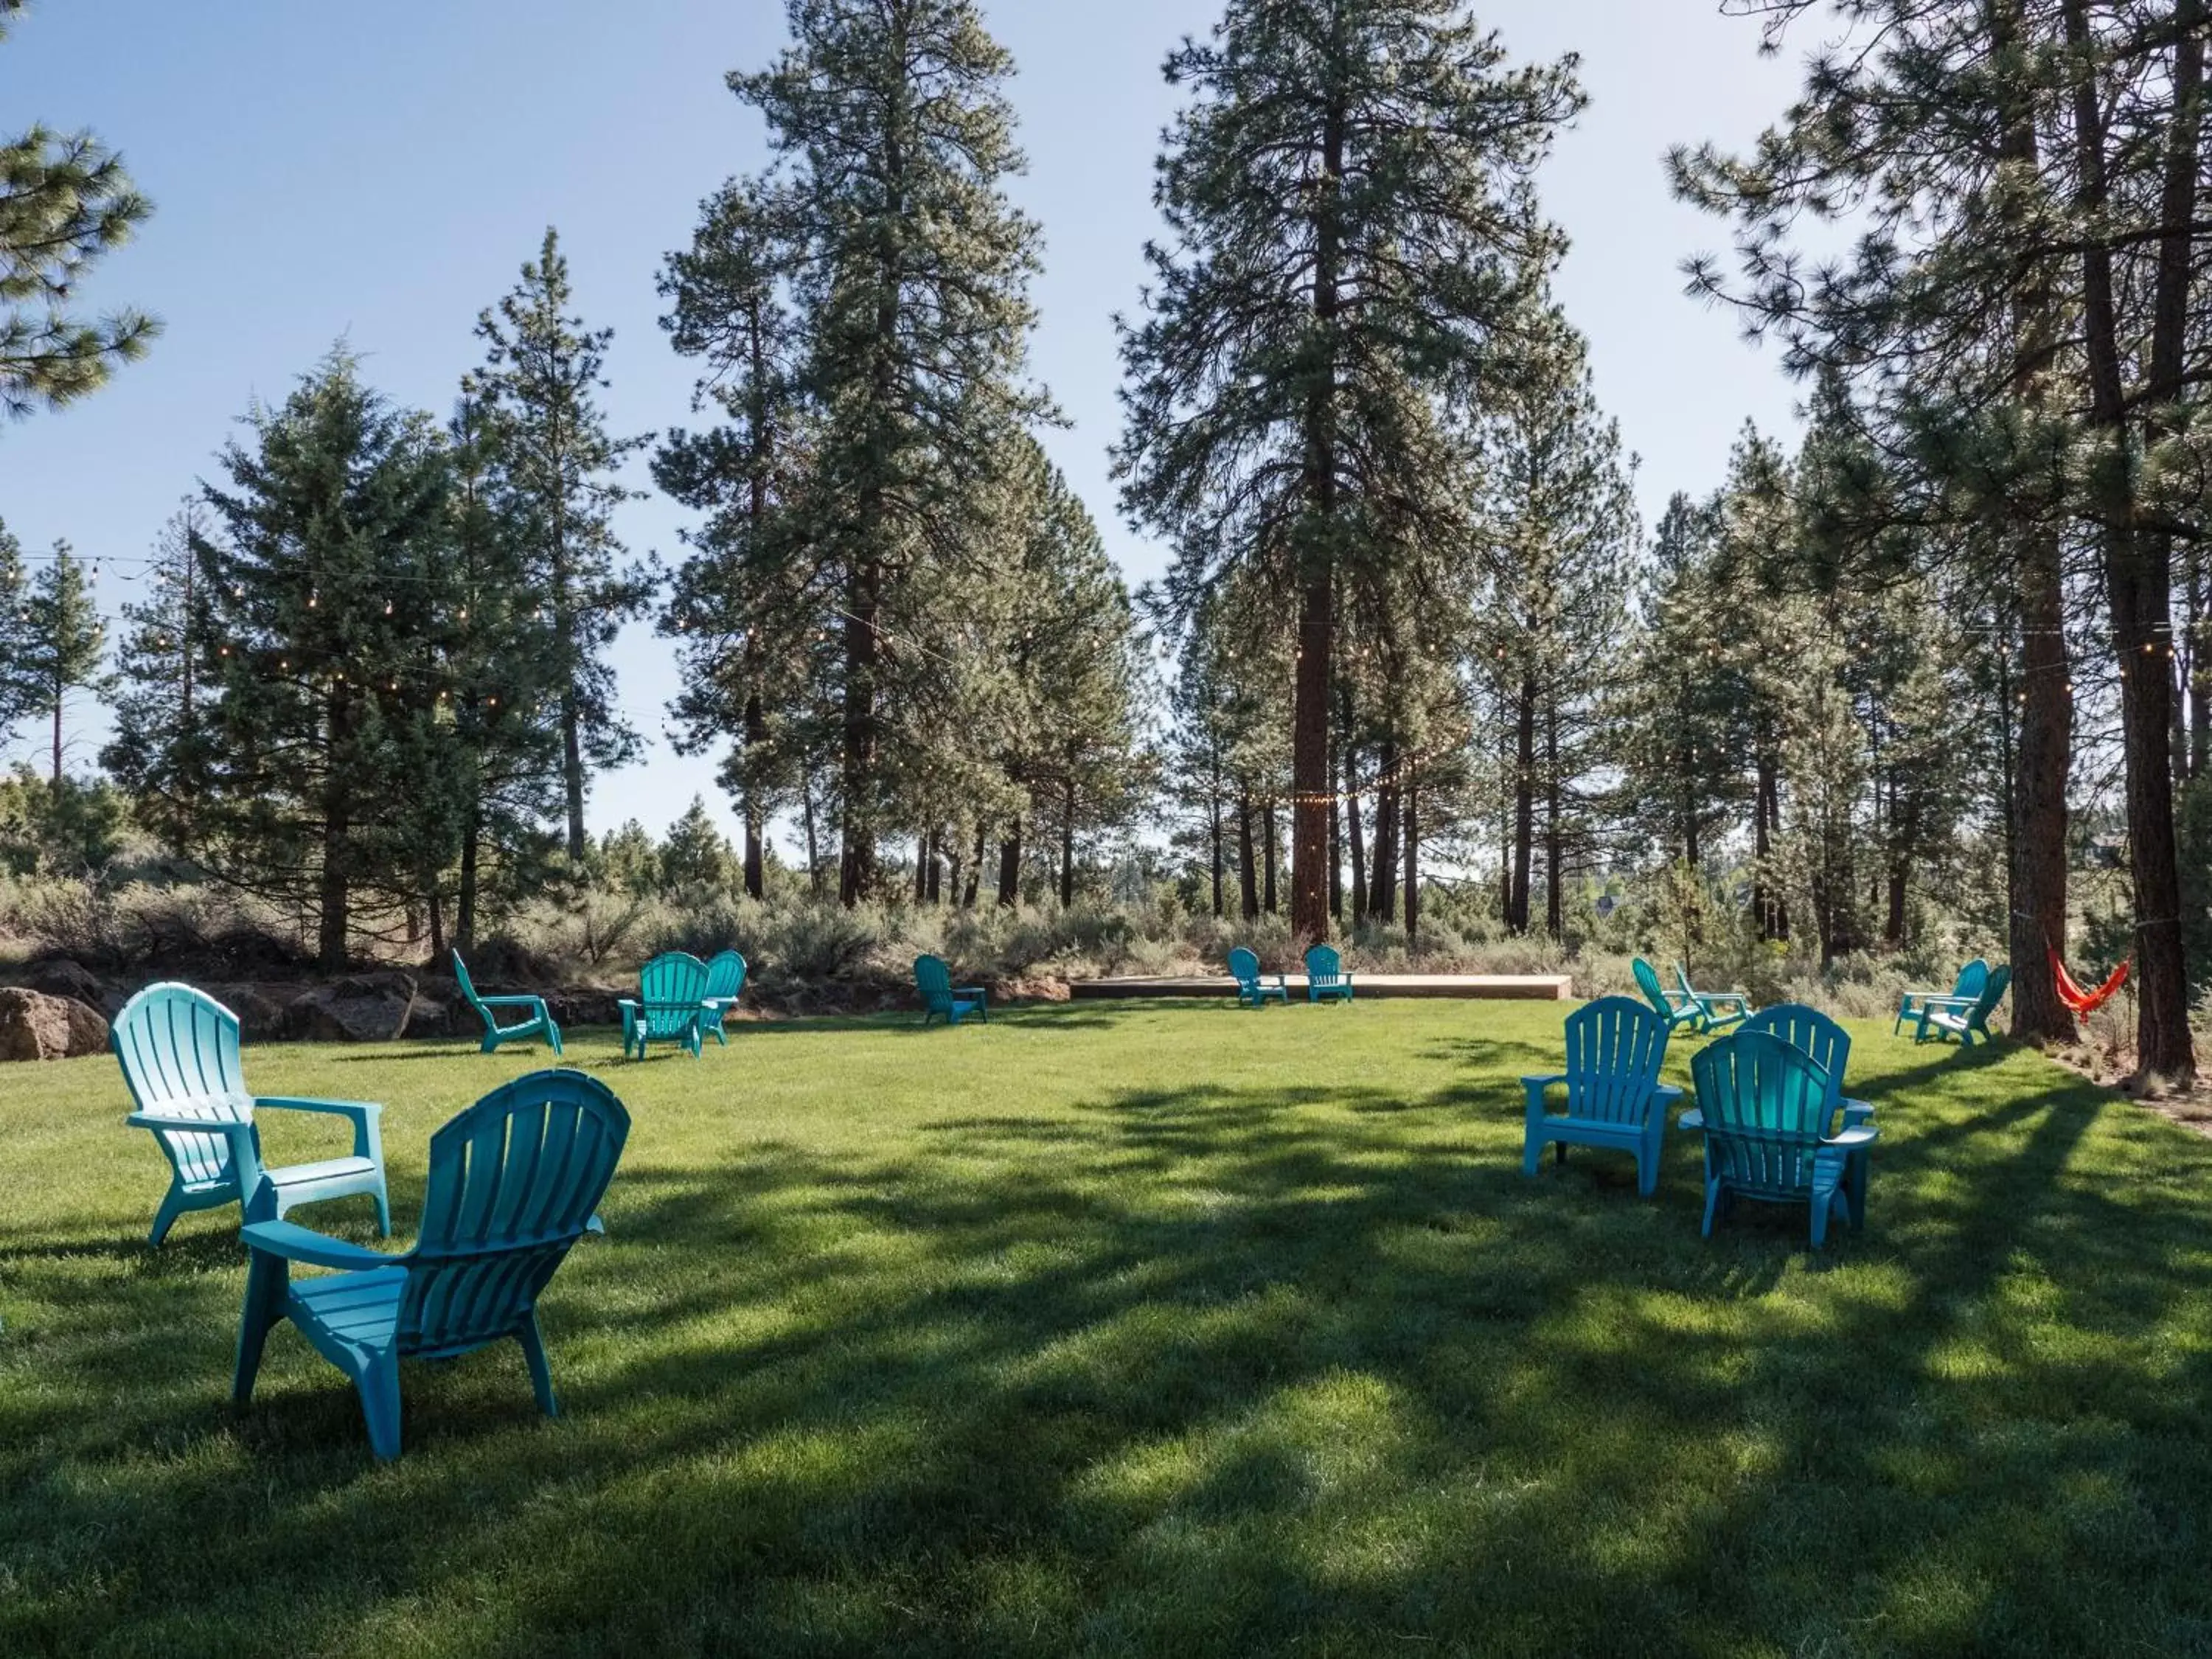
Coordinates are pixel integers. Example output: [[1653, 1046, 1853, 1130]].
[[279, 972, 420, 1043], [543, 987, 622, 1029], [207, 984, 293, 1041], [0, 988, 110, 1061]]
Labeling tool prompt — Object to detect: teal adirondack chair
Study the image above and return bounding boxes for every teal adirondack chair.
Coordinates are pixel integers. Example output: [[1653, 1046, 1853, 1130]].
[[232, 1068, 630, 1461], [620, 952, 709, 1059], [700, 950, 748, 1046], [1689, 1029, 1876, 1248], [1896, 959, 1989, 1035], [1522, 995, 1682, 1197], [1228, 947, 1289, 1007], [1911, 964, 2011, 1047], [1674, 961, 1751, 1032], [1744, 1002, 1874, 1220], [112, 983, 390, 1245], [1304, 944, 1354, 1004], [916, 954, 987, 1026], [451, 950, 563, 1056], [1632, 957, 1704, 1036]]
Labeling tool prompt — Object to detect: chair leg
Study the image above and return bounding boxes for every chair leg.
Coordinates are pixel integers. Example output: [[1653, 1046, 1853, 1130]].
[[356, 1353, 403, 1461], [232, 1251, 287, 1404], [1637, 1133, 1660, 1198], [1554, 1141, 1568, 1166], [1522, 1132, 1544, 1178], [548, 1023, 564, 1058], [1702, 1178, 1723, 1238], [518, 1314, 558, 1419], [147, 1186, 187, 1247], [372, 1180, 392, 1239]]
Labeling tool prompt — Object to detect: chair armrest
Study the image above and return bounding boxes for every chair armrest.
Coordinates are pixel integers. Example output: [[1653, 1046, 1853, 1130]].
[[956, 986, 989, 1000], [1916, 994, 1977, 1012], [474, 994, 547, 1009], [1675, 1107, 1706, 1131], [1824, 1124, 1878, 1149], [255, 1096, 381, 1124], [240, 1219, 400, 1271], [1841, 1097, 1875, 1127], [1655, 1084, 1684, 1105]]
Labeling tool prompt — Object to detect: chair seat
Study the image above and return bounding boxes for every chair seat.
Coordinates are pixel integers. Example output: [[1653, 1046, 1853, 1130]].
[[290, 1265, 408, 1365], [271, 1155, 383, 1191]]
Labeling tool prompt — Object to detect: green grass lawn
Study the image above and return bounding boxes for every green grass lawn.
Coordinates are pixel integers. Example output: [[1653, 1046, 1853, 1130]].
[[4, 1001, 2211, 1657]]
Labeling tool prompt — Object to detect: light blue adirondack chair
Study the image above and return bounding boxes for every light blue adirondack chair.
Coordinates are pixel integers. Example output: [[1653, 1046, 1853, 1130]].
[[1228, 947, 1289, 1007], [1674, 961, 1750, 1032], [112, 983, 390, 1245], [620, 951, 709, 1059], [232, 1068, 630, 1461], [1688, 1029, 1876, 1248], [1896, 958, 1990, 1034], [1522, 995, 1682, 1197], [451, 950, 563, 1056], [1632, 957, 1704, 1036], [916, 954, 987, 1026], [1744, 1002, 1874, 1218], [700, 950, 748, 1046], [1304, 944, 1354, 1004], [1910, 964, 2011, 1047]]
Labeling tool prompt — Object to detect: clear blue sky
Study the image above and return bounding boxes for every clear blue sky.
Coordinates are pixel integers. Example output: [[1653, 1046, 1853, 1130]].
[[0, 1, 1804, 846]]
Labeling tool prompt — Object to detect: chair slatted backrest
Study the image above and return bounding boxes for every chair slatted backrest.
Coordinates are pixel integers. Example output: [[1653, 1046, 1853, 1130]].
[[400, 1070, 630, 1360], [111, 984, 253, 1187], [1305, 945, 1345, 986], [450, 950, 488, 1017], [1561, 996, 1671, 1124], [1743, 1004, 1849, 1134], [1950, 959, 1991, 1003], [915, 953, 955, 1013], [636, 953, 709, 1037], [1691, 1029, 1834, 1202], [1630, 958, 1676, 1019], [703, 950, 747, 1003], [1969, 965, 2012, 1033], [1228, 947, 1263, 990]]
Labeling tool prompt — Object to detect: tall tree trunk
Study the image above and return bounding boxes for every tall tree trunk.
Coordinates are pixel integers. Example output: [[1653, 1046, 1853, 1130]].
[[1237, 790, 1259, 921], [1329, 740, 1344, 920], [839, 561, 882, 905], [742, 692, 768, 900], [456, 807, 480, 956], [1290, 74, 1346, 944], [914, 833, 930, 903], [1509, 671, 1535, 933], [1368, 743, 1399, 924], [1060, 775, 1077, 908], [49, 686, 61, 783], [2189, 546, 2211, 779], [801, 762, 823, 897], [2065, 0, 2193, 1077], [1543, 698, 1563, 937], [1990, 0, 2074, 1044], [427, 887, 445, 961], [1262, 801, 1278, 915], [318, 691, 352, 973], [1210, 751, 1225, 918], [928, 828, 944, 905], [1402, 772, 1419, 943], [1885, 790, 1918, 948], [1344, 739, 1368, 926], [1753, 751, 1787, 942], [998, 813, 1022, 908], [964, 820, 985, 909]]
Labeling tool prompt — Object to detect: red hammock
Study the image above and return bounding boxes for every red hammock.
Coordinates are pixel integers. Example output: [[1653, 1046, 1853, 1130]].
[[2050, 946, 2131, 1015]]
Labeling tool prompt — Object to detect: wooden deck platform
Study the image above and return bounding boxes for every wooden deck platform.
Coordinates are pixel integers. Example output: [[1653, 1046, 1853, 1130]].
[[1069, 973, 1573, 1002]]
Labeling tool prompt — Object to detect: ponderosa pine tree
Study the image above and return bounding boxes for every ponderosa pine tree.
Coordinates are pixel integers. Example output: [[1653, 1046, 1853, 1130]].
[[0, 515, 33, 736], [1674, 0, 2092, 1048], [726, 0, 1046, 905], [158, 350, 457, 971], [1475, 307, 1637, 936], [656, 179, 810, 901], [0, 1, 156, 422], [474, 226, 650, 862], [102, 500, 210, 830], [1118, 0, 1580, 942], [18, 540, 113, 782]]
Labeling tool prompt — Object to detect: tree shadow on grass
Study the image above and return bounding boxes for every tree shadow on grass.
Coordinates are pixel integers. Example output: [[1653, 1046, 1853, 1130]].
[[6, 1046, 2212, 1656]]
